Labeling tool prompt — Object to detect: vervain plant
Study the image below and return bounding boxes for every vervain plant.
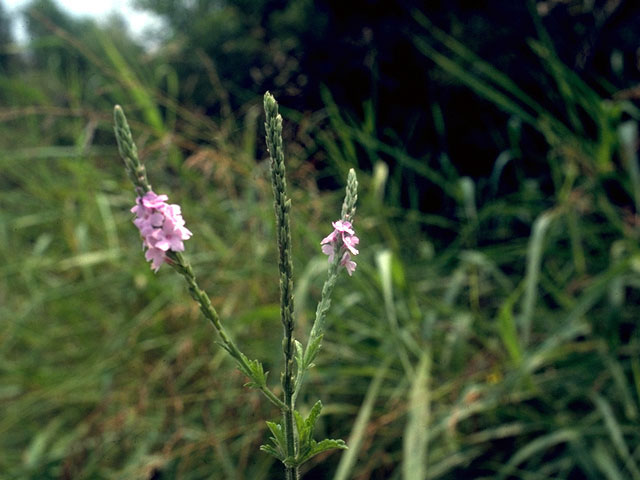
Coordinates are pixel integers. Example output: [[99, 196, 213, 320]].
[[113, 92, 353, 479]]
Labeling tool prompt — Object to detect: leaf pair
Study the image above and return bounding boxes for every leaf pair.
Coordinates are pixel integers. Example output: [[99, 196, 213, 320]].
[[218, 345, 269, 391], [261, 401, 347, 467]]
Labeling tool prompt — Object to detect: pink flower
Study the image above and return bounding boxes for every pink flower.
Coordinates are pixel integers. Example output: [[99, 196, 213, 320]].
[[321, 218, 360, 275], [145, 246, 167, 271], [151, 221, 188, 252], [321, 220, 354, 244], [343, 234, 359, 255], [131, 191, 192, 271], [340, 252, 357, 276], [141, 191, 169, 208], [333, 220, 354, 235]]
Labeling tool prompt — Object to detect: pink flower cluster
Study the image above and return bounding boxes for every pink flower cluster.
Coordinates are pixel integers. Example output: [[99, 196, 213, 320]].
[[131, 191, 192, 272], [321, 220, 360, 276]]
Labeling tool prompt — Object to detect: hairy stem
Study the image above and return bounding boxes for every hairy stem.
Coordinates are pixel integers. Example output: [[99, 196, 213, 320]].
[[293, 169, 358, 403], [264, 92, 298, 479], [114, 104, 286, 412]]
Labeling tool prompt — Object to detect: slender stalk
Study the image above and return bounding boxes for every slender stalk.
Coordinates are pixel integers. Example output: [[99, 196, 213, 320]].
[[113, 105, 151, 196], [264, 92, 298, 479], [293, 169, 358, 403], [114, 105, 286, 412], [293, 261, 338, 403]]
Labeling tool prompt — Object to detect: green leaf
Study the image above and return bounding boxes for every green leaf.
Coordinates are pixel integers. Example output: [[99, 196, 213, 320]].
[[497, 282, 525, 365], [235, 352, 268, 390], [304, 400, 323, 440], [294, 409, 306, 445], [260, 444, 284, 461], [294, 339, 304, 370], [521, 210, 557, 345], [303, 334, 323, 369], [264, 420, 286, 460], [297, 438, 347, 465], [294, 400, 325, 457]]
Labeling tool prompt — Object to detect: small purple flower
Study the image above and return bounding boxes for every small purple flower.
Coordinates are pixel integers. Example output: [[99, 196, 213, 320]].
[[141, 191, 169, 209], [131, 190, 192, 271], [343, 234, 359, 255], [340, 252, 357, 276], [145, 246, 167, 272], [321, 219, 360, 275], [321, 243, 335, 262]]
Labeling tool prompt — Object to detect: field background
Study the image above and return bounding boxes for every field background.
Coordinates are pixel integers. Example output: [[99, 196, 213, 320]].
[[2, 1, 640, 479]]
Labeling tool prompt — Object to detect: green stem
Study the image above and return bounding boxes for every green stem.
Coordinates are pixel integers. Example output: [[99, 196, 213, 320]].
[[114, 105, 286, 412], [293, 261, 339, 403], [293, 169, 357, 403], [113, 105, 151, 196], [264, 92, 298, 479]]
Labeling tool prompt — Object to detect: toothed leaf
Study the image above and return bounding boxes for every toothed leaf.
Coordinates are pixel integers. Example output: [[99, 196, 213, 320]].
[[305, 400, 323, 434], [260, 444, 284, 461], [265, 420, 286, 451], [297, 438, 348, 465], [294, 340, 304, 370], [294, 410, 305, 440], [303, 334, 323, 369]]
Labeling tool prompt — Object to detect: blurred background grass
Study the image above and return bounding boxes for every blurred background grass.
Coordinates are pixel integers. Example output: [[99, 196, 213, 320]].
[[2, 0, 640, 478]]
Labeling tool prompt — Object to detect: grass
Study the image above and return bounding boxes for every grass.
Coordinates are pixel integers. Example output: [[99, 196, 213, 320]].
[[1, 5, 640, 479]]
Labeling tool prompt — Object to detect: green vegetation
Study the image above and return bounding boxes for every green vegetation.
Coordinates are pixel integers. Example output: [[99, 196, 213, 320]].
[[1, 1, 639, 479]]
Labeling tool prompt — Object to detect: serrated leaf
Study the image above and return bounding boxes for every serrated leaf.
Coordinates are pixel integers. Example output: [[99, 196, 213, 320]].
[[262, 428, 286, 463], [260, 444, 284, 461], [229, 351, 255, 379], [294, 409, 306, 442], [305, 400, 323, 434], [297, 442, 312, 463], [313, 438, 347, 453], [250, 361, 266, 385], [297, 438, 347, 465], [303, 334, 324, 369], [236, 353, 268, 389], [294, 400, 325, 457], [295, 339, 304, 367], [265, 420, 286, 454]]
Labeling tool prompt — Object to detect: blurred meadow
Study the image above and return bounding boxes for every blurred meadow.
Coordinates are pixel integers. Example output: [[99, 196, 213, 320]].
[[2, 0, 640, 478]]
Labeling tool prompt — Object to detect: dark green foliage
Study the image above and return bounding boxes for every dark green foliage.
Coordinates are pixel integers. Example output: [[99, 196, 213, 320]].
[[0, 2, 14, 73], [135, 1, 640, 204]]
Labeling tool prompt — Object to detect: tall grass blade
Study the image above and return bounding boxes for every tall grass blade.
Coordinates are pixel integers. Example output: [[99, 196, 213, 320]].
[[592, 393, 640, 480], [97, 32, 164, 135], [592, 441, 627, 480], [333, 360, 390, 480], [619, 121, 640, 214], [412, 11, 545, 117], [402, 351, 431, 480], [376, 249, 413, 376], [412, 36, 538, 127], [497, 282, 524, 365], [497, 429, 577, 479], [520, 210, 556, 344]]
